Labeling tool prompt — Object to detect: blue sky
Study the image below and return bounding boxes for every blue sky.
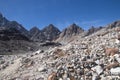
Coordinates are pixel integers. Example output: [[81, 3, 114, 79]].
[[0, 0, 120, 31]]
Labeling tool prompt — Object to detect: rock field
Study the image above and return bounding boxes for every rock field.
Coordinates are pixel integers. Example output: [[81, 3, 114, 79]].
[[0, 27, 120, 80]]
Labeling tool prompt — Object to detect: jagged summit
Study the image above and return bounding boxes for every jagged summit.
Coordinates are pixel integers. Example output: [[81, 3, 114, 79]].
[[60, 23, 84, 38], [30, 26, 40, 30], [42, 24, 61, 41], [45, 24, 57, 29], [42, 24, 60, 33], [29, 26, 45, 42], [0, 13, 9, 27], [29, 24, 61, 42], [0, 12, 29, 37], [56, 23, 84, 44], [29, 26, 40, 36]]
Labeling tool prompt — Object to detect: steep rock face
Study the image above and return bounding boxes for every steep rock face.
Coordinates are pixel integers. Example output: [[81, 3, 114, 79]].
[[0, 13, 9, 27], [29, 27, 41, 37], [107, 20, 120, 28], [30, 31, 46, 42], [0, 13, 29, 38], [0, 27, 29, 41], [0, 13, 37, 54], [29, 27, 46, 42], [56, 23, 84, 44], [2, 21, 29, 37], [42, 24, 61, 41], [29, 24, 61, 42], [60, 23, 84, 38]]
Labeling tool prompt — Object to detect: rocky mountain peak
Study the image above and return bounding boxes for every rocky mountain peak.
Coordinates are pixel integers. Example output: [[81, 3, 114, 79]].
[[60, 23, 84, 38], [42, 24, 61, 41], [48, 24, 55, 29], [29, 26, 40, 36], [69, 23, 84, 33], [43, 24, 60, 32], [30, 26, 40, 31], [0, 13, 9, 27], [29, 26, 44, 42], [29, 24, 61, 42], [3, 21, 29, 37], [0, 13, 29, 38]]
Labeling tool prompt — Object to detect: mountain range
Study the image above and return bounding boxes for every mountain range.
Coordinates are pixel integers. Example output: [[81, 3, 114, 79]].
[[0, 13, 120, 52], [0, 13, 104, 42], [0, 12, 120, 43]]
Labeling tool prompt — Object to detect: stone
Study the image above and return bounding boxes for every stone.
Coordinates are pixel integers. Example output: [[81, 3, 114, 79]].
[[38, 67, 47, 72], [105, 48, 119, 56], [47, 72, 57, 80], [91, 65, 103, 75], [110, 67, 120, 75]]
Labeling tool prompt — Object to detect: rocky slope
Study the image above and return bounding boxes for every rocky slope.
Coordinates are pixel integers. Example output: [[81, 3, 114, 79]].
[[0, 27, 38, 54], [0, 25, 120, 80], [85, 26, 103, 36], [107, 20, 120, 29], [0, 12, 120, 80], [56, 23, 84, 44]]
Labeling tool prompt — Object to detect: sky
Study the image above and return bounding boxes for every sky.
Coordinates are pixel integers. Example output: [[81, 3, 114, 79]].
[[0, 0, 120, 31]]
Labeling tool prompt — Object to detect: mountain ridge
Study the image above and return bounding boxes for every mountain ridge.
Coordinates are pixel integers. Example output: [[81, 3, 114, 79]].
[[1, 12, 120, 43]]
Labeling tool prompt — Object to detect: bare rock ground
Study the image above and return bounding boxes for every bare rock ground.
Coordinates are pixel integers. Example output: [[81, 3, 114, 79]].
[[0, 27, 120, 80]]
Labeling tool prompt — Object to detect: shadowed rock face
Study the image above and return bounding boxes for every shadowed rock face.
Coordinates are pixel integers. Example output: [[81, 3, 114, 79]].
[[0, 13, 38, 54], [0, 13, 29, 38], [0, 27, 29, 41], [42, 24, 61, 41], [2, 21, 30, 37], [29, 27, 40, 37], [0, 13, 9, 27], [0, 27, 38, 54], [29, 24, 61, 42], [29, 27, 46, 42]]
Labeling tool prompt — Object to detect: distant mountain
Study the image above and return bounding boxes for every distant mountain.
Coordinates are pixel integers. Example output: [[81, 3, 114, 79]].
[[59, 23, 84, 38], [0, 13, 9, 26], [0, 13, 38, 54], [0, 13, 29, 38], [56, 23, 84, 43], [29, 27, 46, 42], [29, 26, 41, 37], [42, 24, 61, 41], [29, 24, 61, 42]]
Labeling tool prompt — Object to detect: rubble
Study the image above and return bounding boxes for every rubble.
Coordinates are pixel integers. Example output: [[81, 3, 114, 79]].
[[0, 27, 120, 80]]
